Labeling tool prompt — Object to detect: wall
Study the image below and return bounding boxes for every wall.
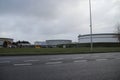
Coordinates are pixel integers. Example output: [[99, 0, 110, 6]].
[[46, 40, 72, 46], [78, 34, 119, 43]]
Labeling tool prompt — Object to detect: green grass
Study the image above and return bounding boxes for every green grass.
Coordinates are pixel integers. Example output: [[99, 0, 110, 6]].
[[0, 47, 120, 56]]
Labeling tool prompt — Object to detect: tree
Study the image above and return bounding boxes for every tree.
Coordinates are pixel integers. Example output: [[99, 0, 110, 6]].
[[3, 41, 8, 48], [116, 24, 120, 43]]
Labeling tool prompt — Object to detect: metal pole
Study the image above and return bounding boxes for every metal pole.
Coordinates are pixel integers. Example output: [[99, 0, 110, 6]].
[[89, 0, 93, 51]]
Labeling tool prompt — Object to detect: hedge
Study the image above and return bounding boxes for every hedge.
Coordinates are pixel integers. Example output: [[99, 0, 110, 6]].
[[57, 42, 120, 48]]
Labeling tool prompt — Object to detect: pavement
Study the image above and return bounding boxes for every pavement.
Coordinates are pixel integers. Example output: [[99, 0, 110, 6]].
[[0, 52, 120, 80]]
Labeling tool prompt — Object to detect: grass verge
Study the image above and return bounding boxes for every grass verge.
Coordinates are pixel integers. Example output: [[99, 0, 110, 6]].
[[0, 47, 120, 56]]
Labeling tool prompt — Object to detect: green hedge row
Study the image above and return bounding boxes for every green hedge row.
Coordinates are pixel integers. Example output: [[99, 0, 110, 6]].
[[57, 43, 120, 48]]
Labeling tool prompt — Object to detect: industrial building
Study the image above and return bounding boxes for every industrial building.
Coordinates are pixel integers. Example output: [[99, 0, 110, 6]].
[[78, 33, 120, 43], [46, 40, 72, 47], [0, 38, 13, 47], [34, 41, 47, 46], [34, 40, 72, 48], [34, 41, 47, 48]]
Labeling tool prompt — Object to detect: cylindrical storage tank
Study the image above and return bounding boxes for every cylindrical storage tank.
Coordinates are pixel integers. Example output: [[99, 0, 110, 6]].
[[78, 33, 120, 43]]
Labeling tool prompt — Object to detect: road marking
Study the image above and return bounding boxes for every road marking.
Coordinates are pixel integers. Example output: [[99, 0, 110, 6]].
[[24, 60, 40, 62], [96, 59, 108, 61], [93, 56, 99, 57], [73, 57, 83, 59], [50, 58, 64, 61], [14, 63, 32, 66], [46, 61, 62, 65], [74, 60, 87, 63], [0, 61, 11, 63]]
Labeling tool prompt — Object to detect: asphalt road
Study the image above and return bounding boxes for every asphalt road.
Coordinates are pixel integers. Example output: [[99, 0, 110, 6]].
[[0, 52, 120, 80]]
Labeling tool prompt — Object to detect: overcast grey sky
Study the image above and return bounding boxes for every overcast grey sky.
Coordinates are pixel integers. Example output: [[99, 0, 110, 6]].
[[0, 0, 120, 43]]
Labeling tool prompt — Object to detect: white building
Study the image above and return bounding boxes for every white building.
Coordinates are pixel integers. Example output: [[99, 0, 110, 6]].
[[78, 33, 120, 43], [46, 40, 72, 46], [16, 41, 31, 48], [0, 38, 13, 47], [34, 41, 47, 46]]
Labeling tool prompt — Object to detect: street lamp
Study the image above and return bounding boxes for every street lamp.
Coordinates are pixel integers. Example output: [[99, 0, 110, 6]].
[[89, 0, 93, 51]]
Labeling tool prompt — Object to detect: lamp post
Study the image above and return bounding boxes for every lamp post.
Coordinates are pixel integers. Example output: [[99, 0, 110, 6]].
[[89, 0, 93, 51]]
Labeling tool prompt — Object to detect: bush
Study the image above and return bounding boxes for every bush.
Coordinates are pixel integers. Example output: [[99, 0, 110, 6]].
[[57, 42, 120, 48]]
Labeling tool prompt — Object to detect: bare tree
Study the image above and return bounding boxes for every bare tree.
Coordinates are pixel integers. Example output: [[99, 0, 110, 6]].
[[116, 24, 120, 43], [3, 41, 8, 48]]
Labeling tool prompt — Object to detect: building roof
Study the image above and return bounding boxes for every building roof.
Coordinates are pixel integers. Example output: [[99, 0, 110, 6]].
[[46, 39, 72, 41], [0, 38, 13, 40], [78, 33, 120, 37]]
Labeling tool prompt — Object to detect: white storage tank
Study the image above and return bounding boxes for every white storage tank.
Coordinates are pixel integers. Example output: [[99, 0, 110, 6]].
[[78, 33, 120, 43]]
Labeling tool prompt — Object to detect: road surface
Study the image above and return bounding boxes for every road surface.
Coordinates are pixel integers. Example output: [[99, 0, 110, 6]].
[[0, 52, 120, 80]]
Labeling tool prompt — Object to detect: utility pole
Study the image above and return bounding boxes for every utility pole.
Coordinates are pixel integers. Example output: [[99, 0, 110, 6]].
[[89, 0, 93, 51]]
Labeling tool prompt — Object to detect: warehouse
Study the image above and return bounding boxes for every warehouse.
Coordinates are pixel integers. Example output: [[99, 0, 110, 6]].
[[46, 40, 72, 45], [34, 40, 72, 48], [46, 40, 72, 47], [78, 33, 120, 43], [0, 38, 13, 47], [34, 41, 47, 48]]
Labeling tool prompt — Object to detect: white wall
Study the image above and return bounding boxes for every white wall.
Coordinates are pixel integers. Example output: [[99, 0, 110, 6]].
[[78, 34, 119, 43], [0, 41, 3, 45], [46, 40, 72, 45]]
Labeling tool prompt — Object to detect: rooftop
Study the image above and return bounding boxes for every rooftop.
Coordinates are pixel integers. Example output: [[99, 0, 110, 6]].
[[78, 33, 120, 37]]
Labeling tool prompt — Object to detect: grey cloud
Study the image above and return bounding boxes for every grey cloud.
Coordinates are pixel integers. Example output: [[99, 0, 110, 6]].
[[0, 0, 29, 14], [0, 0, 82, 19], [0, 0, 120, 43]]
